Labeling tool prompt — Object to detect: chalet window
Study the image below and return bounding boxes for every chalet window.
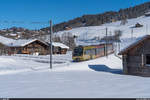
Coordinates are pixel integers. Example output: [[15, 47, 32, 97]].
[[146, 54, 150, 65]]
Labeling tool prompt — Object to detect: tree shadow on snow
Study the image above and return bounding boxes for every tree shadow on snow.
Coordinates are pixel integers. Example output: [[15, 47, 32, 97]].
[[88, 64, 123, 75]]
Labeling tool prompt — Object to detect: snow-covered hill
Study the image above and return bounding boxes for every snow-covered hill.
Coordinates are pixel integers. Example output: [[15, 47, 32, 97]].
[[54, 15, 150, 47]]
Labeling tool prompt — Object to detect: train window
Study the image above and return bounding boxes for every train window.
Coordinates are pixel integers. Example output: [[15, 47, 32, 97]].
[[87, 50, 90, 55], [85, 50, 88, 55], [99, 48, 101, 53], [87, 49, 91, 55], [100, 48, 102, 52], [92, 49, 96, 55], [87, 50, 89, 55], [88, 50, 90, 55], [94, 49, 97, 55], [84, 51, 86, 55], [84, 50, 90, 55], [95, 48, 98, 55], [73, 47, 83, 56], [97, 48, 100, 54], [91, 49, 93, 55]]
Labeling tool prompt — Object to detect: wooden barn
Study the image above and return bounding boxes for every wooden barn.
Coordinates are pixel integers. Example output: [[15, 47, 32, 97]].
[[0, 39, 50, 55], [118, 35, 150, 77], [51, 42, 69, 54]]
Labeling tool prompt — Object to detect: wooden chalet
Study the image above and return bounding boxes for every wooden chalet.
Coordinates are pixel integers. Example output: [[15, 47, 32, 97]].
[[0, 39, 49, 55], [118, 35, 150, 77], [0, 35, 69, 55]]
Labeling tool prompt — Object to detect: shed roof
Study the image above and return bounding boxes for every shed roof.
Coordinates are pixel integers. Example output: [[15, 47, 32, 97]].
[[52, 42, 69, 49], [118, 35, 150, 55]]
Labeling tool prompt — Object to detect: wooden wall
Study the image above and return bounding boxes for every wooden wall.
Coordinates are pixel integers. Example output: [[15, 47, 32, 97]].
[[123, 38, 150, 76]]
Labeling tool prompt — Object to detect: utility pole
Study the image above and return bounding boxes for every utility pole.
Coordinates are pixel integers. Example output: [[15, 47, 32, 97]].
[[105, 27, 108, 58], [86, 31, 88, 41], [50, 20, 53, 69], [146, 24, 148, 35], [118, 40, 120, 52], [131, 28, 133, 39]]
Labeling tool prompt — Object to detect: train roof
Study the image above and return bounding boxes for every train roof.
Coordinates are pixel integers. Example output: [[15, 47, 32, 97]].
[[77, 41, 113, 47]]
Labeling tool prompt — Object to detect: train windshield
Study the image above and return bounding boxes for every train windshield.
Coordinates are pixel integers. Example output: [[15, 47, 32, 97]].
[[73, 46, 83, 56]]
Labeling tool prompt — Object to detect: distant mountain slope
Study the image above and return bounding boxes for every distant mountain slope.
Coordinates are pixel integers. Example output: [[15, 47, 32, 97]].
[[52, 15, 150, 46], [41, 1, 150, 32]]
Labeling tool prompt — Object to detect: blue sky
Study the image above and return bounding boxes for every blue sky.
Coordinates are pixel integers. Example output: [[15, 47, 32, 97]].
[[0, 0, 149, 29]]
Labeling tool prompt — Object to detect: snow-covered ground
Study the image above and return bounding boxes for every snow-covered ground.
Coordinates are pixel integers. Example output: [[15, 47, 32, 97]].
[[1, 15, 150, 97], [0, 51, 72, 75], [0, 51, 150, 98]]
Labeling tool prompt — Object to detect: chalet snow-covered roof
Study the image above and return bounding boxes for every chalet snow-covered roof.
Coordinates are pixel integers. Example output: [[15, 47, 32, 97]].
[[0, 35, 68, 48], [52, 42, 69, 49], [7, 39, 49, 47], [0, 35, 14, 45], [0, 35, 49, 47], [118, 35, 150, 55]]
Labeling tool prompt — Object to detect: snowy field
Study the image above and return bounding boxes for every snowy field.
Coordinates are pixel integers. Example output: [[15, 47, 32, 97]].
[[0, 51, 150, 98], [0, 51, 72, 75], [1, 15, 150, 97]]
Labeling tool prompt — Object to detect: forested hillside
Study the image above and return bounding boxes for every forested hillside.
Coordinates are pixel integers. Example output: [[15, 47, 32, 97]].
[[41, 1, 150, 32]]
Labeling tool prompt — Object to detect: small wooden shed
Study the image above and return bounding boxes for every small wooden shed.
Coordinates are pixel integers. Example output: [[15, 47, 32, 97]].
[[52, 42, 69, 54], [118, 35, 150, 77]]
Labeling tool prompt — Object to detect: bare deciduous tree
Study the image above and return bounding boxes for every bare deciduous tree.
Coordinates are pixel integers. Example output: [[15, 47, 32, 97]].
[[61, 32, 76, 50]]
